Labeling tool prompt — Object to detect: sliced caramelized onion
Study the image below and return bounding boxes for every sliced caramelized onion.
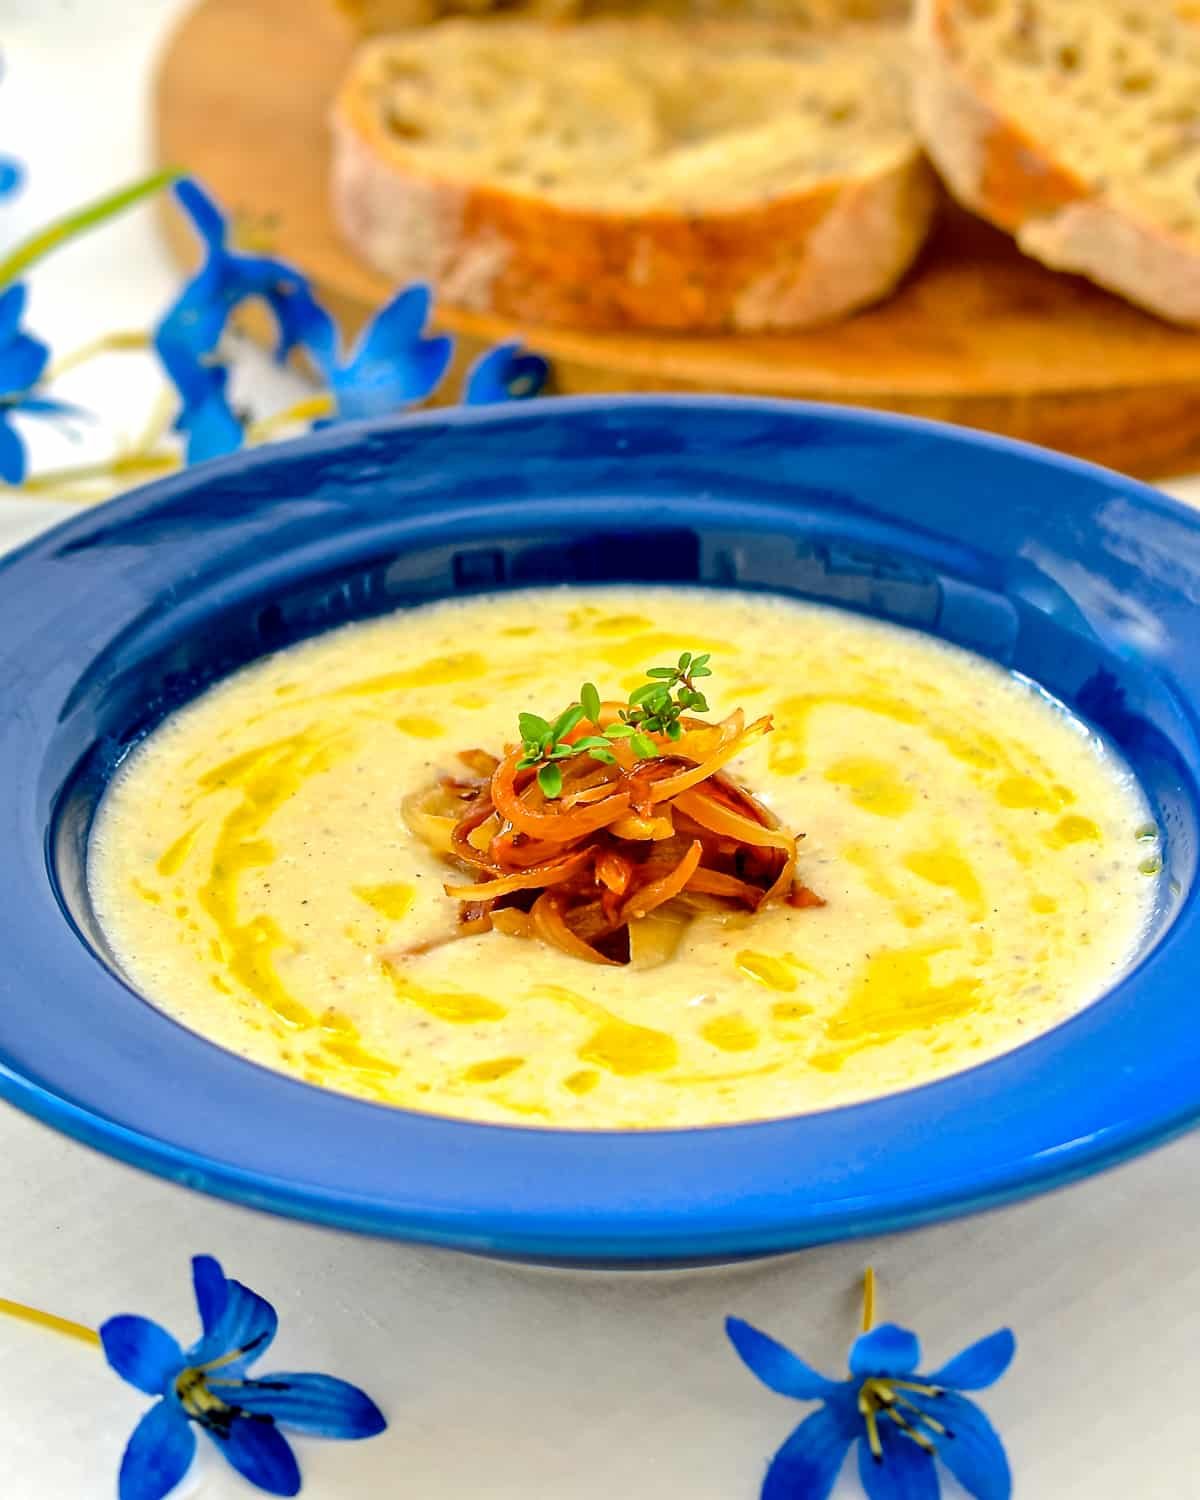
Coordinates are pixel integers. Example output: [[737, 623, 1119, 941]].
[[444, 848, 593, 901], [531, 890, 621, 965], [492, 751, 631, 842], [491, 907, 534, 938], [621, 839, 703, 922], [458, 748, 500, 778], [401, 785, 460, 856], [400, 698, 819, 969], [685, 867, 765, 908], [628, 907, 689, 969], [595, 849, 634, 896], [673, 786, 794, 852], [647, 716, 773, 803], [608, 812, 675, 841]]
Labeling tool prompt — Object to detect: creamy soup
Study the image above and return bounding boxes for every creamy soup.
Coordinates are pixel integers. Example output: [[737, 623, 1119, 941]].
[[90, 587, 1158, 1129]]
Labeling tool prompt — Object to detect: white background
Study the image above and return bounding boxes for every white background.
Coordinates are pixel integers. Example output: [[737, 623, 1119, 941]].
[[4, 6, 1200, 1498]]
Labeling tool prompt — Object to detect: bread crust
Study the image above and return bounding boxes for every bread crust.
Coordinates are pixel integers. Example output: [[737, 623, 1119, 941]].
[[913, 0, 1200, 326], [331, 31, 936, 333]]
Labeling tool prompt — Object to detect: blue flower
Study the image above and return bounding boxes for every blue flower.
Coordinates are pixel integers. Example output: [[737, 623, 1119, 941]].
[[298, 282, 453, 420], [156, 179, 328, 367], [101, 1254, 386, 1500], [153, 179, 332, 460], [464, 340, 550, 405], [727, 1315, 1015, 1500], [0, 282, 75, 484]]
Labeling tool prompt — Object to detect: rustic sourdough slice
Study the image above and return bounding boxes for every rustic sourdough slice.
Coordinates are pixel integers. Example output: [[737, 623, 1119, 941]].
[[332, 0, 910, 37], [330, 19, 935, 332], [914, 0, 1200, 325]]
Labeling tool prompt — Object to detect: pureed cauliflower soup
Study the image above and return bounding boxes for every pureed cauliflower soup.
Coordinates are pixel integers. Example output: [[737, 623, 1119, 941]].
[[90, 587, 1159, 1129]]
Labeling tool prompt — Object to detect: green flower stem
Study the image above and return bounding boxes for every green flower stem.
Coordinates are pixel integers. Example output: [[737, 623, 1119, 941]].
[[0, 168, 180, 287]]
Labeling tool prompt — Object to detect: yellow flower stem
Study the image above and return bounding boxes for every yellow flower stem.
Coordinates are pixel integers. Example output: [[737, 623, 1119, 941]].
[[0, 1296, 100, 1348], [16, 451, 179, 494], [47, 331, 152, 382], [862, 1265, 876, 1332], [132, 388, 179, 455], [246, 393, 335, 443]]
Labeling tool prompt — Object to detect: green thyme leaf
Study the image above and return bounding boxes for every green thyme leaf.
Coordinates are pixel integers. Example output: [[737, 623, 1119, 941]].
[[537, 762, 563, 798], [581, 682, 602, 723], [630, 732, 658, 759], [645, 667, 677, 679], [604, 724, 637, 739], [551, 704, 586, 741], [519, 712, 552, 743]]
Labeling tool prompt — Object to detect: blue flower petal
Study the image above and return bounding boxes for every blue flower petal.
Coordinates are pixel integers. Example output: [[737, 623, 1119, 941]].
[[210, 1415, 301, 1496], [849, 1324, 923, 1379], [192, 1255, 229, 1338], [118, 1399, 196, 1500], [0, 158, 22, 197], [464, 341, 550, 405], [174, 178, 228, 253], [927, 1330, 1015, 1392], [354, 283, 432, 350], [178, 384, 245, 465], [929, 1393, 1011, 1500], [0, 415, 26, 484], [0, 283, 28, 345], [189, 1272, 278, 1371], [330, 286, 453, 418], [226, 1372, 387, 1438], [156, 276, 230, 365], [725, 1317, 843, 1401], [857, 1428, 940, 1500], [271, 281, 336, 369], [762, 1402, 857, 1500], [333, 333, 453, 419], [0, 331, 50, 398], [100, 1316, 185, 1396]]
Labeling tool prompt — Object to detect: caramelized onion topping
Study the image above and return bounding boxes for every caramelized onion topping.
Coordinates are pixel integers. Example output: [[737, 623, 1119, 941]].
[[401, 708, 823, 966]]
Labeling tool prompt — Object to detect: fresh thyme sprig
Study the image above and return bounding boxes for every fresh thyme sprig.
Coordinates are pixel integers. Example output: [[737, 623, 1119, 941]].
[[517, 652, 713, 798]]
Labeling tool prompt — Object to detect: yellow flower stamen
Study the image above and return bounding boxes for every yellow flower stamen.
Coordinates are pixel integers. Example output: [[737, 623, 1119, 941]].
[[0, 1296, 101, 1347], [885, 1406, 937, 1454], [862, 1266, 876, 1332], [893, 1393, 947, 1434], [860, 1397, 884, 1462], [887, 1379, 945, 1398]]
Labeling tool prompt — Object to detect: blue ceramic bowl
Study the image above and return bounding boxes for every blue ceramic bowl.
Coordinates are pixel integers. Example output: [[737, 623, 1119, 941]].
[[1, 397, 1198, 1264]]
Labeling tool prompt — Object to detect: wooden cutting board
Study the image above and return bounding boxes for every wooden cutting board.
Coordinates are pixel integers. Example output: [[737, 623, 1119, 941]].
[[155, 0, 1200, 478]]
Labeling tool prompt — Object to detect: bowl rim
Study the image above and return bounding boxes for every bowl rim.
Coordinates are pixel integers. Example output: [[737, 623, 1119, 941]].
[[2, 392, 1199, 1263]]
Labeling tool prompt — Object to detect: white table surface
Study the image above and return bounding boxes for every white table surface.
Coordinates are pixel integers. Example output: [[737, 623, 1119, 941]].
[[5, 8, 1200, 1498]]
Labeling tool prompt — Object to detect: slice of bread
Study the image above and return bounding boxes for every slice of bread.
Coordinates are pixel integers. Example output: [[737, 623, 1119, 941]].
[[330, 19, 935, 333], [333, 0, 910, 37], [914, 0, 1200, 326]]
